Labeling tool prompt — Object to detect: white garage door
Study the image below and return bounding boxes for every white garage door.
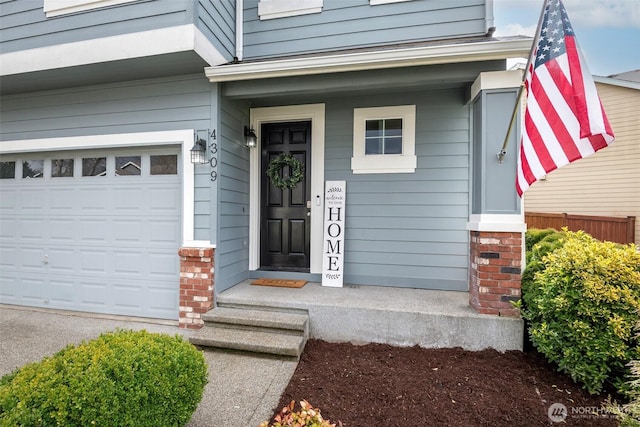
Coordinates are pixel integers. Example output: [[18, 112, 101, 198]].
[[0, 148, 182, 320]]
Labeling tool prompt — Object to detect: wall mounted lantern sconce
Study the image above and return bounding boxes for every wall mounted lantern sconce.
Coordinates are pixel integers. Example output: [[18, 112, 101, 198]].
[[244, 126, 257, 148], [190, 130, 208, 164]]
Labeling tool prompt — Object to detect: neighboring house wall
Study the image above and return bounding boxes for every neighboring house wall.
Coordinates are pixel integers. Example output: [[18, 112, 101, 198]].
[[524, 81, 640, 245], [243, 0, 490, 60], [217, 97, 251, 292], [0, 74, 214, 241]]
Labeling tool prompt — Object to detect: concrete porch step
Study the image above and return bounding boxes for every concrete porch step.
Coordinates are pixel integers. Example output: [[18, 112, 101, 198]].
[[189, 307, 309, 359], [189, 327, 306, 358], [202, 307, 308, 335]]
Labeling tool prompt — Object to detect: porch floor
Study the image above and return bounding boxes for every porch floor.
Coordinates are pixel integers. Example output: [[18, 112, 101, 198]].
[[217, 280, 523, 351]]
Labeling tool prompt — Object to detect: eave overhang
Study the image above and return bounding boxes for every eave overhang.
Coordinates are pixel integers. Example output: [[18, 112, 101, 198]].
[[206, 38, 533, 83]]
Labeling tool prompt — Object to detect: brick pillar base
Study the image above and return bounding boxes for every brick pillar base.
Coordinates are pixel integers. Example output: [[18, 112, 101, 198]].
[[469, 231, 522, 317], [178, 247, 214, 329]]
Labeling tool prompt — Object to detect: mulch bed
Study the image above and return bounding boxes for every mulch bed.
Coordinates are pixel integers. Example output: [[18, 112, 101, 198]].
[[270, 340, 621, 426]]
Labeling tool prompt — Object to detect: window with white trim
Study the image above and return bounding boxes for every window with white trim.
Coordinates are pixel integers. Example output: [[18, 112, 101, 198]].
[[258, 0, 323, 20], [351, 105, 417, 174], [43, 0, 136, 18]]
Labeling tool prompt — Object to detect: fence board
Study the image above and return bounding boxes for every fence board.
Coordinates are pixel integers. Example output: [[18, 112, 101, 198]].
[[525, 212, 636, 245]]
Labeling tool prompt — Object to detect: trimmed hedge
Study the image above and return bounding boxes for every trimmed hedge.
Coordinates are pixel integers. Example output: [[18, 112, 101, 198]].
[[0, 329, 208, 427], [522, 230, 640, 395]]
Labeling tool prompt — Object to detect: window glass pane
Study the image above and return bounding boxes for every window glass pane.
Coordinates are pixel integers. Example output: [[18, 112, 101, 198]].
[[116, 156, 141, 176], [384, 137, 403, 154], [51, 159, 74, 177], [365, 138, 383, 155], [364, 118, 404, 156], [385, 119, 403, 137], [0, 162, 16, 179], [82, 157, 106, 177], [23, 160, 44, 179], [365, 120, 383, 138], [150, 155, 177, 175]]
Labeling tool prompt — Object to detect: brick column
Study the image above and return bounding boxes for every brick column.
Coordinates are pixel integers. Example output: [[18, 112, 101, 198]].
[[469, 231, 522, 317], [178, 247, 214, 329]]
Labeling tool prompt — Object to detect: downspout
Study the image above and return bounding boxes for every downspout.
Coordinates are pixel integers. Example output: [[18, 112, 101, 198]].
[[236, 0, 244, 61]]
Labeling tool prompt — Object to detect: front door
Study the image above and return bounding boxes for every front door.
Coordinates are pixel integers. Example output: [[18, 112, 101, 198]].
[[260, 121, 311, 271]]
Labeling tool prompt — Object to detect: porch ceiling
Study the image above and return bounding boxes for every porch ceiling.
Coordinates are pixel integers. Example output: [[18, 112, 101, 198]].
[[221, 60, 503, 101]]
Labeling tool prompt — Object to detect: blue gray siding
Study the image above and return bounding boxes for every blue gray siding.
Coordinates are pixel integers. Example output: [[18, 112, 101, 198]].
[[323, 89, 470, 291], [0, 73, 214, 240], [1, 0, 234, 62], [243, 0, 489, 60], [471, 88, 521, 214], [1, 0, 190, 53], [216, 98, 251, 292], [197, 0, 236, 60]]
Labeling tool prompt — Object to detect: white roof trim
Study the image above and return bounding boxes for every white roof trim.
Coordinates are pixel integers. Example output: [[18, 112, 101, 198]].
[[0, 25, 227, 76], [594, 75, 640, 91], [206, 38, 532, 82]]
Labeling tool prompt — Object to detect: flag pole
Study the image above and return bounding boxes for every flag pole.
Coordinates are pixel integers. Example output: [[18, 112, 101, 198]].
[[497, 0, 548, 163]]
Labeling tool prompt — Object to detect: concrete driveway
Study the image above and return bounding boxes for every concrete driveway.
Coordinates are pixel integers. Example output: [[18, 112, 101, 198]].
[[0, 305, 297, 427]]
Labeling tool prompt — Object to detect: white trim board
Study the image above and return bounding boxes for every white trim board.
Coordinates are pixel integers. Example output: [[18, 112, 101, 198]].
[[0, 130, 202, 246], [249, 104, 326, 274], [0, 25, 227, 76], [466, 214, 526, 233], [206, 38, 532, 82]]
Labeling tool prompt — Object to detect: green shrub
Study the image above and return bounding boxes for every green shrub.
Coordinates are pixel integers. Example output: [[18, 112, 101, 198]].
[[606, 319, 640, 426], [525, 228, 563, 256], [521, 230, 640, 395], [521, 229, 567, 309], [0, 329, 208, 427]]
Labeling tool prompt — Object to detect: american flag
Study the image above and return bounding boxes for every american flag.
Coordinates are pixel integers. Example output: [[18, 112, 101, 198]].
[[516, 0, 614, 196]]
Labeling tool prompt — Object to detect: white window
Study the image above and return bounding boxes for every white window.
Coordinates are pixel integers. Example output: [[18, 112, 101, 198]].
[[44, 0, 136, 17], [351, 105, 417, 174], [258, 0, 323, 20]]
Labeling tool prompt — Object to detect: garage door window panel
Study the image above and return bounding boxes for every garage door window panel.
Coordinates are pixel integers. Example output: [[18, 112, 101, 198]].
[[52, 159, 74, 178], [82, 157, 106, 177], [23, 160, 44, 179], [116, 156, 141, 176], [150, 155, 178, 175], [0, 162, 16, 179]]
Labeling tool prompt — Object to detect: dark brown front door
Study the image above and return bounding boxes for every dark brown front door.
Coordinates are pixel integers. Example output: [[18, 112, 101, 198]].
[[260, 121, 312, 270]]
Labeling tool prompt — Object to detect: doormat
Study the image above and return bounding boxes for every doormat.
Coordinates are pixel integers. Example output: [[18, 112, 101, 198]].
[[251, 278, 307, 288]]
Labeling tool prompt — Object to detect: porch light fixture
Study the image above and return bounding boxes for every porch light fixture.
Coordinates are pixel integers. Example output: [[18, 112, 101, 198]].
[[244, 126, 257, 148], [190, 131, 207, 164]]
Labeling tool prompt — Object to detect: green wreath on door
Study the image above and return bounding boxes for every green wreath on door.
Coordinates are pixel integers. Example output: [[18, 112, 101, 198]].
[[266, 153, 304, 190]]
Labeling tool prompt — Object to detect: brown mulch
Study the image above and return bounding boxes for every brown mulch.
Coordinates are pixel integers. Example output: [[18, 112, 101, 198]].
[[270, 340, 621, 426]]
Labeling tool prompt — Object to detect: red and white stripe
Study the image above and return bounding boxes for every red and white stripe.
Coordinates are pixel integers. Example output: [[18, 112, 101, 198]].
[[516, 36, 614, 196]]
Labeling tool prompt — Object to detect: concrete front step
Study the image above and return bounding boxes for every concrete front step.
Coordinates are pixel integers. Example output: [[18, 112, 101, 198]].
[[202, 307, 308, 335], [189, 327, 306, 358], [189, 306, 309, 359]]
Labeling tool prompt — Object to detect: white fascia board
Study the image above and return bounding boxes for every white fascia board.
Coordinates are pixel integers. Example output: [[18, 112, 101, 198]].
[[0, 25, 227, 76], [470, 70, 523, 101], [466, 214, 526, 233], [206, 38, 532, 82]]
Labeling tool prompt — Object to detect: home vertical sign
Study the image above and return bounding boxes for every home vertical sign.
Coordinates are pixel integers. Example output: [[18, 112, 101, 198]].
[[322, 181, 346, 287]]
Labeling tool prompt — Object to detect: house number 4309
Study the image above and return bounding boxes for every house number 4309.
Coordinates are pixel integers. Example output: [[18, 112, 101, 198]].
[[210, 129, 218, 182]]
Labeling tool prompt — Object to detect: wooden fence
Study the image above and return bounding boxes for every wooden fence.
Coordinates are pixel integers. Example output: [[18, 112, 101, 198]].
[[525, 212, 636, 245]]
